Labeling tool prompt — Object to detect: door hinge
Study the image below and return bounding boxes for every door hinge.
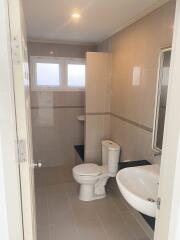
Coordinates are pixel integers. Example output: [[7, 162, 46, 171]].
[[11, 36, 21, 65], [17, 140, 26, 163], [157, 197, 161, 210]]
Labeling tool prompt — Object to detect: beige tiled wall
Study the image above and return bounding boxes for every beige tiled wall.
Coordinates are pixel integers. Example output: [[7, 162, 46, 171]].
[[31, 91, 85, 167], [111, 115, 153, 162], [86, 52, 111, 113], [85, 114, 110, 164], [28, 42, 96, 167], [97, 1, 175, 164], [85, 52, 111, 163]]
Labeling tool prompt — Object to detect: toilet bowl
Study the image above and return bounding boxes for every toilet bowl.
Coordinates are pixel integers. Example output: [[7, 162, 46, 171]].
[[72, 140, 120, 201]]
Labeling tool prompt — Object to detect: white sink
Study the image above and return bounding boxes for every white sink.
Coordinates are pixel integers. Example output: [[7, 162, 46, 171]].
[[77, 115, 85, 122], [116, 164, 160, 217]]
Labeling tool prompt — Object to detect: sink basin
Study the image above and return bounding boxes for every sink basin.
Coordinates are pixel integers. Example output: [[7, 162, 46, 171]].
[[77, 115, 85, 122], [116, 164, 160, 217]]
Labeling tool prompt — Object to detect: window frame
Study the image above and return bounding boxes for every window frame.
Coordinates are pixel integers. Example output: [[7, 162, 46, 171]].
[[30, 56, 86, 91], [65, 58, 86, 90]]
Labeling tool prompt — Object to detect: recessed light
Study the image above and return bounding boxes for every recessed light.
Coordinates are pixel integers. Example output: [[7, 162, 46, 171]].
[[72, 12, 81, 19]]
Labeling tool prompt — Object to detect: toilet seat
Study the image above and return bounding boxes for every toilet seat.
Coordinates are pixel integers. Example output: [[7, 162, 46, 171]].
[[73, 163, 101, 177]]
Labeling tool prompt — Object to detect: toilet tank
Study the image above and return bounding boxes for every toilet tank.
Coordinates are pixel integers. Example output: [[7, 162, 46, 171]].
[[102, 140, 120, 177]]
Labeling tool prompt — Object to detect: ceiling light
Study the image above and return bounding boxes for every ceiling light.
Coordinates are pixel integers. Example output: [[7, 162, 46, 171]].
[[72, 12, 81, 19]]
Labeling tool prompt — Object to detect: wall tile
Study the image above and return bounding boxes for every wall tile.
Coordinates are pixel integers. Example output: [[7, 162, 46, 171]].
[[31, 102, 84, 167], [98, 1, 175, 164], [86, 52, 111, 113], [110, 115, 154, 163], [85, 115, 110, 163], [85, 52, 111, 163]]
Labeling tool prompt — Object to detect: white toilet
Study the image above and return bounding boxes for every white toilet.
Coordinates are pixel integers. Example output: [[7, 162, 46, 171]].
[[73, 140, 120, 201]]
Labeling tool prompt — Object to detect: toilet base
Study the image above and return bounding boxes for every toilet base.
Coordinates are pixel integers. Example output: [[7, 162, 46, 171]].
[[79, 184, 106, 201]]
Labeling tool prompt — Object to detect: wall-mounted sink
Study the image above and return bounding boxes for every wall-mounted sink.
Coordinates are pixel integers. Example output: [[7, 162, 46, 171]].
[[116, 164, 160, 217], [77, 115, 85, 122]]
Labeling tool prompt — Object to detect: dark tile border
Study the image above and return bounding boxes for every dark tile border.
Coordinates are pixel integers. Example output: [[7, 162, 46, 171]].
[[85, 112, 152, 133], [31, 108, 152, 133], [111, 113, 153, 133], [86, 112, 110, 116], [31, 106, 84, 109]]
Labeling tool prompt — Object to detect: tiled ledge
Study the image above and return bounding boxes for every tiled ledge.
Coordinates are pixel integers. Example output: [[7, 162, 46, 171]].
[[119, 159, 151, 170], [74, 145, 84, 162]]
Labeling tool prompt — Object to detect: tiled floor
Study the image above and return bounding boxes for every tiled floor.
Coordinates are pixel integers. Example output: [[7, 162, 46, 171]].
[[35, 166, 150, 240]]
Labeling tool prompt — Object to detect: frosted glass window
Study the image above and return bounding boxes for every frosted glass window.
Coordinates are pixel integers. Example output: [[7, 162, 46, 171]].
[[31, 57, 85, 90], [36, 63, 60, 87], [67, 64, 85, 88]]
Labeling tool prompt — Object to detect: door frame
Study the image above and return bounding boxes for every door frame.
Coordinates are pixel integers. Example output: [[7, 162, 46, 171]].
[[7, 0, 37, 239], [0, 0, 24, 239], [154, 0, 180, 239]]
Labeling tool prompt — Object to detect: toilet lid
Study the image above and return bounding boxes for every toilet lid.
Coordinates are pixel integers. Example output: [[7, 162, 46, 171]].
[[73, 163, 101, 176]]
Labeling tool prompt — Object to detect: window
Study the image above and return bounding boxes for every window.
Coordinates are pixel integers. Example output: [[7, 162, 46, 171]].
[[30, 56, 85, 90], [67, 60, 85, 88], [36, 63, 60, 87]]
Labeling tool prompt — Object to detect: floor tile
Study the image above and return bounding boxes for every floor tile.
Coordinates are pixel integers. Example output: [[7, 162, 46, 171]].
[[70, 198, 98, 220], [92, 196, 122, 223], [35, 187, 49, 227], [102, 217, 137, 240], [50, 221, 78, 240], [76, 217, 108, 240], [37, 225, 51, 240], [35, 166, 150, 240]]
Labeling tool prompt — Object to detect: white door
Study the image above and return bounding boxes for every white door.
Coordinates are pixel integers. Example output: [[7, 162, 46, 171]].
[[8, 0, 36, 239], [154, 0, 180, 240]]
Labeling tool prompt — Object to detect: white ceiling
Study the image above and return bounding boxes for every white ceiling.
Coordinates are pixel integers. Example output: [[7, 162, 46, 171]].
[[22, 0, 169, 44]]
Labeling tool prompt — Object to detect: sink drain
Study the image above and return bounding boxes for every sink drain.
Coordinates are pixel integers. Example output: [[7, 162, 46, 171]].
[[147, 198, 156, 203]]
